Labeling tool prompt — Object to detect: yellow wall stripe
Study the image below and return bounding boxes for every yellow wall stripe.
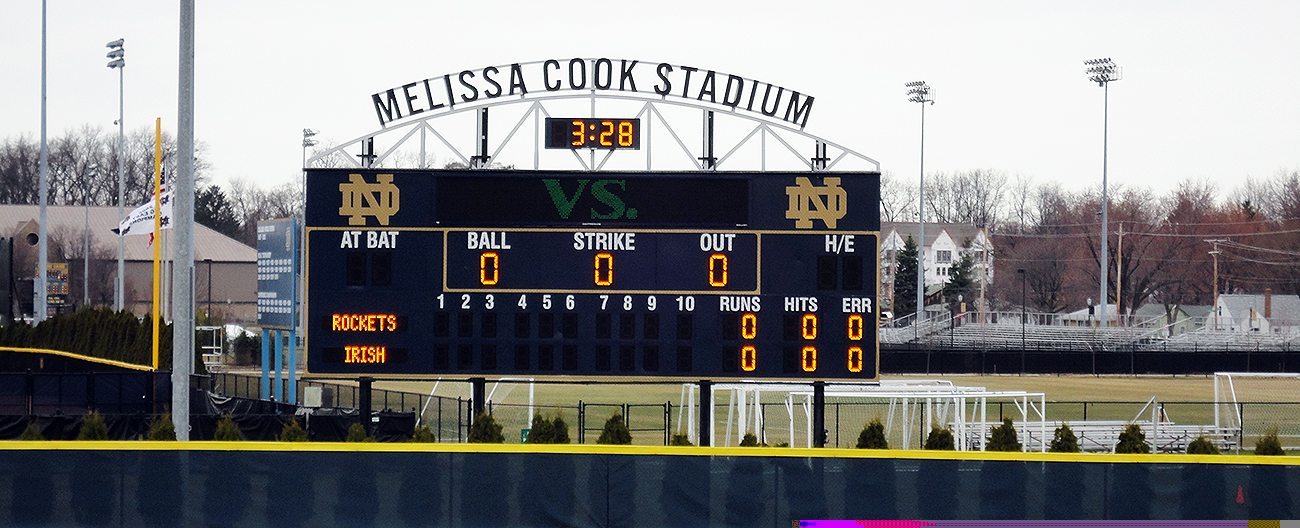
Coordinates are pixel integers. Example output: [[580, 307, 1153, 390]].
[[1, 441, 1297, 466], [0, 346, 153, 372]]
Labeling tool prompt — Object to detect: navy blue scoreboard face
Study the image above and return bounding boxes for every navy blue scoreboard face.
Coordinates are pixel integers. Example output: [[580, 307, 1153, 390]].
[[304, 169, 880, 380]]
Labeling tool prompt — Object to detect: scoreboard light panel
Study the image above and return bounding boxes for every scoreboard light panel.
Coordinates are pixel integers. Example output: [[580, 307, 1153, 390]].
[[305, 169, 880, 381]]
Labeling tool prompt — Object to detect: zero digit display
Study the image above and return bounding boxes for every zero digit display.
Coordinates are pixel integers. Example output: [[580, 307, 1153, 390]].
[[480, 252, 500, 286], [304, 168, 880, 380], [545, 118, 640, 149]]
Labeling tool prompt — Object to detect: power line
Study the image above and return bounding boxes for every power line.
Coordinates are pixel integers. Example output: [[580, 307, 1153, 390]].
[[1219, 251, 1300, 266]]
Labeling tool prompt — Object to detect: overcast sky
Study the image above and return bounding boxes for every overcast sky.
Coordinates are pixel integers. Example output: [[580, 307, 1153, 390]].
[[3, 0, 1298, 197]]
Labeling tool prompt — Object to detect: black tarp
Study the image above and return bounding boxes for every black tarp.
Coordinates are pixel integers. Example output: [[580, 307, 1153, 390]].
[[0, 448, 1296, 525]]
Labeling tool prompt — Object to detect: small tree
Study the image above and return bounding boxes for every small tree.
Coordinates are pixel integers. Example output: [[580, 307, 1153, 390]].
[[1048, 423, 1080, 453], [279, 419, 308, 442], [924, 426, 955, 450], [1186, 436, 1220, 455], [526, 414, 555, 444], [669, 433, 694, 446], [550, 415, 572, 444], [411, 425, 437, 443], [1114, 423, 1150, 454], [147, 415, 177, 441], [20, 421, 44, 441], [214, 415, 244, 441], [944, 253, 976, 313], [597, 413, 632, 445], [467, 412, 504, 443], [78, 411, 109, 440], [893, 236, 920, 316], [986, 418, 1023, 452], [856, 419, 888, 449], [1255, 428, 1286, 456], [739, 433, 765, 447], [346, 423, 375, 442]]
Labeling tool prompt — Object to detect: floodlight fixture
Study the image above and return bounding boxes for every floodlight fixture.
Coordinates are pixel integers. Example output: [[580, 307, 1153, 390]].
[[905, 81, 934, 104], [106, 38, 124, 49], [1084, 57, 1122, 86]]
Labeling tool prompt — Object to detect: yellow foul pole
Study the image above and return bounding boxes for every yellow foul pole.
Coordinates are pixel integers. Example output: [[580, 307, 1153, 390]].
[[151, 118, 162, 370]]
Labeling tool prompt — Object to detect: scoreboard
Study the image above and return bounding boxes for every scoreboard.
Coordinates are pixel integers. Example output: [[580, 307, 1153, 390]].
[[304, 169, 880, 380]]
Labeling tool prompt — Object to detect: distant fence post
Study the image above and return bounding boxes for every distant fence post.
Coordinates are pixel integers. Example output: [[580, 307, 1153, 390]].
[[85, 372, 95, 411], [1238, 402, 1246, 452], [456, 397, 463, 442], [24, 369, 33, 417], [578, 400, 585, 444]]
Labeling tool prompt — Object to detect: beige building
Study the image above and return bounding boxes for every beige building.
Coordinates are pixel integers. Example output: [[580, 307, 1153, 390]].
[[1, 204, 257, 324]]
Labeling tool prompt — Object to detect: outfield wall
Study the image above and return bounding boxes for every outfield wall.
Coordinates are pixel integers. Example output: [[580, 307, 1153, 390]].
[[0, 443, 1296, 526]]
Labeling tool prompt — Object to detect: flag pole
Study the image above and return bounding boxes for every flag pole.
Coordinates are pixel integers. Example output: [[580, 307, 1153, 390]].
[[152, 118, 162, 370]]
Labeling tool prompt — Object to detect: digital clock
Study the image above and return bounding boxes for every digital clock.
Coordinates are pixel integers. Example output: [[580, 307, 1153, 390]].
[[304, 169, 881, 381], [544, 118, 640, 150]]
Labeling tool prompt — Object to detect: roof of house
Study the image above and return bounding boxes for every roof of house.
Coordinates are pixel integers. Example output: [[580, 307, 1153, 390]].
[[1133, 304, 1175, 319], [0, 204, 254, 263], [1218, 293, 1300, 321], [1061, 303, 1116, 321], [881, 222, 987, 248]]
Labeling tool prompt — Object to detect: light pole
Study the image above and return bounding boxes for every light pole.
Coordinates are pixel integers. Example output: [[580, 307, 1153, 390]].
[[36, 0, 49, 322], [906, 81, 934, 337], [1017, 268, 1027, 373], [107, 39, 125, 311], [1085, 58, 1122, 328], [302, 128, 317, 212]]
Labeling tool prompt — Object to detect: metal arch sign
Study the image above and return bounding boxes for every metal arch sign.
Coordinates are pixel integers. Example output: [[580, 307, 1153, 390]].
[[371, 58, 816, 130]]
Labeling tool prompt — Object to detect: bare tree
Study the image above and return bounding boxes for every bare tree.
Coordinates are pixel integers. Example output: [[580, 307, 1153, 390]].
[[879, 170, 917, 222]]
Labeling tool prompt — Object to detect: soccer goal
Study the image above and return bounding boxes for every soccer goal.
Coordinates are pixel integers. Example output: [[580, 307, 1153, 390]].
[[1213, 372, 1300, 450]]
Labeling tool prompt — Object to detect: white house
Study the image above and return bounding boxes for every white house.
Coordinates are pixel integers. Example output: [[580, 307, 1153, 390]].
[[879, 222, 994, 314], [1212, 290, 1300, 334]]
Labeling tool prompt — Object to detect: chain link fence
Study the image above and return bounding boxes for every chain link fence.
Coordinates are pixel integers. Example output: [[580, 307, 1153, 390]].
[[202, 374, 1300, 451]]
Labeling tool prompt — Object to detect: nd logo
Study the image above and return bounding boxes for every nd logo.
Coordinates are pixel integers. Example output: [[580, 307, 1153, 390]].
[[339, 173, 401, 226], [785, 176, 847, 228]]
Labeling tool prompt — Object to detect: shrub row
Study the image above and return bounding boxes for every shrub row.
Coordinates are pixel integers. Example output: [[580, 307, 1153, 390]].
[[0, 308, 176, 369], [852, 419, 1288, 455]]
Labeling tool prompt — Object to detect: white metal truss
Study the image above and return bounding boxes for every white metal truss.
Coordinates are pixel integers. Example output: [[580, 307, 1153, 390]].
[[308, 94, 879, 173]]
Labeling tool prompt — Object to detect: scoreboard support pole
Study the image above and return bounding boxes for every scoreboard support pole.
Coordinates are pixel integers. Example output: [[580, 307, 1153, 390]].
[[813, 381, 826, 448], [470, 377, 487, 418], [698, 380, 712, 447], [359, 376, 373, 436], [259, 327, 270, 399]]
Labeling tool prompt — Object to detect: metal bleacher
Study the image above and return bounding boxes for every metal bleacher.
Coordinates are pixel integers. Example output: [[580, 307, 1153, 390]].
[[884, 311, 1168, 351], [1150, 323, 1300, 352]]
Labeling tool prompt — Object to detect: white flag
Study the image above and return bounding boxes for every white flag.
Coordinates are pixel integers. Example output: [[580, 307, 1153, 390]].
[[112, 188, 173, 237]]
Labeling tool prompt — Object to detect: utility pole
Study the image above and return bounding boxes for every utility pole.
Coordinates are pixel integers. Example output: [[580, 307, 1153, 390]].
[[1207, 239, 1226, 331]]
